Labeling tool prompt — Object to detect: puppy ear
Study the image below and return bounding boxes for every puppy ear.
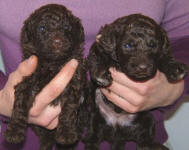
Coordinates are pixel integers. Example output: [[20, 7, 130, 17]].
[[96, 16, 131, 62], [20, 19, 37, 59], [96, 24, 118, 62], [158, 27, 171, 55], [72, 17, 85, 45], [21, 21, 32, 44]]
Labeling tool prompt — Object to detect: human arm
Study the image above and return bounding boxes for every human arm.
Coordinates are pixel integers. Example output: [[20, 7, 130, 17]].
[[0, 55, 78, 129]]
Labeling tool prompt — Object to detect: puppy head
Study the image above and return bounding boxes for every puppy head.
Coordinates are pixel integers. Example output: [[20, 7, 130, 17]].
[[21, 4, 84, 60], [97, 14, 170, 81]]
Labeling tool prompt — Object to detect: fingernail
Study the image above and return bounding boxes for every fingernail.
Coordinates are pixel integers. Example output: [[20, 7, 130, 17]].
[[70, 59, 78, 67]]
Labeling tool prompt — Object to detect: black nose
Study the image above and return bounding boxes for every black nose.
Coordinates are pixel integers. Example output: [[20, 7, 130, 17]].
[[138, 63, 148, 70], [138, 63, 153, 71], [129, 63, 153, 72]]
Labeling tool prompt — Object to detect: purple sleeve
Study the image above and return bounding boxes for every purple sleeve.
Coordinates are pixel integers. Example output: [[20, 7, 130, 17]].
[[158, 36, 189, 113], [0, 71, 7, 90], [171, 36, 189, 94]]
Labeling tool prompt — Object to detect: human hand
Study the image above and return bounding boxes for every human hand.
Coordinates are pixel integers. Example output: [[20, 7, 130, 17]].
[[101, 67, 184, 113], [0, 55, 78, 129]]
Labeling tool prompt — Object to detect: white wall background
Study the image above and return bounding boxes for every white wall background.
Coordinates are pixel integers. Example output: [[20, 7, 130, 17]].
[[0, 50, 5, 74], [165, 95, 189, 150], [0, 50, 189, 149]]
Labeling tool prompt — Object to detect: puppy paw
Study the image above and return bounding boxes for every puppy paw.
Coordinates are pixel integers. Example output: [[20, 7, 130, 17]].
[[55, 132, 78, 145], [4, 128, 25, 144], [167, 63, 188, 82], [137, 144, 169, 150], [94, 71, 112, 87], [154, 144, 169, 150]]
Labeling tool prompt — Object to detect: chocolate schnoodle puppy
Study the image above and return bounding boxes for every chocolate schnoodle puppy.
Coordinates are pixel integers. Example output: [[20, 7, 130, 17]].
[[84, 14, 188, 150], [4, 4, 86, 150]]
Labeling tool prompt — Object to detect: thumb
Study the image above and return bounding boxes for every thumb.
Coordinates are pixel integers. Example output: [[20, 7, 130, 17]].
[[9, 55, 38, 86]]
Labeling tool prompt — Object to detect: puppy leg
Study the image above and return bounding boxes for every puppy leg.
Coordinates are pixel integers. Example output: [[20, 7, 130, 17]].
[[4, 77, 35, 144], [32, 126, 56, 150], [83, 113, 104, 150], [137, 143, 169, 150], [158, 55, 188, 82], [55, 105, 79, 145], [56, 143, 76, 150], [55, 93, 79, 145], [132, 112, 169, 150], [111, 140, 125, 150]]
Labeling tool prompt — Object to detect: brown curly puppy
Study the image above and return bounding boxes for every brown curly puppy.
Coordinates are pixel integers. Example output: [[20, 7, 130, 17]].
[[4, 4, 87, 150], [84, 14, 188, 150]]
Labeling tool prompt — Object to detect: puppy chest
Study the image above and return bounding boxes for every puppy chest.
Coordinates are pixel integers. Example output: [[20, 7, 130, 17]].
[[95, 89, 136, 127]]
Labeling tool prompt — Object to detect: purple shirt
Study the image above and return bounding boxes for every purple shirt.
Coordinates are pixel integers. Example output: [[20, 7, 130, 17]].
[[0, 0, 189, 149]]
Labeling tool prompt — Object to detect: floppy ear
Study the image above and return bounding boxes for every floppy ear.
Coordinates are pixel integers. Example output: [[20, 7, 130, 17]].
[[96, 24, 118, 62], [20, 18, 37, 59], [71, 17, 85, 48], [158, 26, 171, 55], [96, 16, 131, 62]]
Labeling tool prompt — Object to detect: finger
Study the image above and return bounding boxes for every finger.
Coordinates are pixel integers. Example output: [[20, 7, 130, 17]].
[[9, 55, 38, 86], [101, 88, 140, 113], [30, 59, 78, 116], [109, 67, 160, 95], [29, 104, 61, 126], [46, 117, 59, 130], [107, 81, 143, 106]]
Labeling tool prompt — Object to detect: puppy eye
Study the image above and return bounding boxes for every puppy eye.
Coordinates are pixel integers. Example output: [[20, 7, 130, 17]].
[[64, 24, 70, 30], [63, 23, 71, 31], [124, 41, 135, 49], [125, 43, 132, 48], [39, 26, 45, 31]]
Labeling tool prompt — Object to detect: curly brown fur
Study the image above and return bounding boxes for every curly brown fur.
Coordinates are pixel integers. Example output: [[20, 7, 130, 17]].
[[4, 4, 87, 150], [84, 14, 188, 150]]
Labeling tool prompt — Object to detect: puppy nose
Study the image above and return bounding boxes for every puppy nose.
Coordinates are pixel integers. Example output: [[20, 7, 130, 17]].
[[52, 37, 63, 48], [139, 64, 148, 69], [138, 63, 153, 71]]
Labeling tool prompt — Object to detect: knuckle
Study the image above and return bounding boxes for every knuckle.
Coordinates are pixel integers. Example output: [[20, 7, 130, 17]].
[[138, 85, 151, 95], [37, 118, 50, 127], [30, 108, 40, 117], [30, 111, 38, 117]]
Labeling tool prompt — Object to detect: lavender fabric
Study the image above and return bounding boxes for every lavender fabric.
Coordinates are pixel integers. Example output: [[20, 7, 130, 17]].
[[0, 0, 189, 149]]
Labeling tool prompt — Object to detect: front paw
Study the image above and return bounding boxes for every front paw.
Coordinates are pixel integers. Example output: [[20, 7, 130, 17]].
[[92, 70, 112, 87], [166, 63, 188, 82], [55, 129, 78, 145], [4, 127, 25, 144], [137, 144, 169, 150]]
